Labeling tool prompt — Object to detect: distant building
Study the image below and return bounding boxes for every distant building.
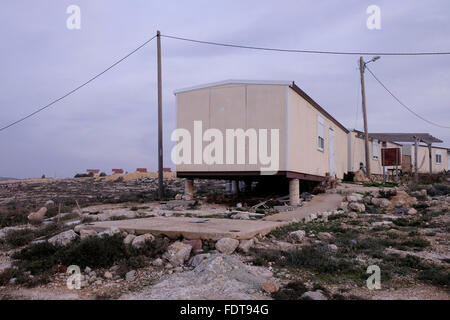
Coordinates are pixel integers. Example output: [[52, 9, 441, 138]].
[[112, 169, 124, 174], [136, 168, 147, 173], [86, 169, 100, 175], [163, 168, 172, 172]]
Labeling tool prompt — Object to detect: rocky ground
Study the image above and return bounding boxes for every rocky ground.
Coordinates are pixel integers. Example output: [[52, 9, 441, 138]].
[[0, 175, 448, 300]]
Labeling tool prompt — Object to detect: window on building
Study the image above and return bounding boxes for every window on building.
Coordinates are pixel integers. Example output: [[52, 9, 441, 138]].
[[372, 139, 379, 160], [436, 151, 442, 164], [317, 115, 324, 151]]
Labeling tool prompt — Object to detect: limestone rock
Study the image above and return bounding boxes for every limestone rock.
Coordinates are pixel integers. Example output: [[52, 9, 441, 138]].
[[238, 239, 254, 253], [347, 212, 358, 219], [349, 202, 365, 213], [232, 212, 250, 220], [183, 239, 202, 251], [372, 198, 391, 208], [354, 170, 369, 183], [166, 241, 192, 266], [301, 290, 328, 300], [125, 270, 136, 282], [80, 229, 97, 240], [317, 232, 333, 241], [27, 207, 47, 222], [104, 271, 113, 279], [408, 208, 418, 215], [152, 258, 164, 267], [131, 233, 155, 249], [48, 230, 78, 246], [215, 238, 239, 254], [123, 234, 136, 245], [288, 230, 306, 243], [262, 278, 279, 293], [189, 253, 211, 267]]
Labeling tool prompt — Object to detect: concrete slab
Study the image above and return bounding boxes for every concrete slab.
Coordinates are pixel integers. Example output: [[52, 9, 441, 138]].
[[88, 217, 286, 240], [264, 193, 344, 222]]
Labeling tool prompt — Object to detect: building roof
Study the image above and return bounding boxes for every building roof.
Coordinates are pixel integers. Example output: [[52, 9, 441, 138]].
[[368, 133, 443, 144], [351, 129, 403, 146], [174, 79, 349, 133], [173, 80, 292, 94]]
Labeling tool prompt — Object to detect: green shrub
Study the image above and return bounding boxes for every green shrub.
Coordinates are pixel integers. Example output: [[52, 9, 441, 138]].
[[272, 281, 308, 300], [4, 229, 35, 248]]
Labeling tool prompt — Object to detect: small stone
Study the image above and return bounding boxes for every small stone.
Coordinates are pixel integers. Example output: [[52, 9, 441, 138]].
[[84, 267, 92, 274], [94, 280, 103, 285], [262, 279, 279, 293], [123, 234, 136, 245], [175, 194, 183, 200], [104, 271, 113, 279], [408, 208, 418, 215], [215, 238, 239, 254], [45, 200, 55, 207], [238, 239, 254, 253], [288, 230, 306, 243], [232, 212, 250, 220], [317, 232, 333, 241], [347, 212, 358, 219], [328, 244, 338, 252], [165, 263, 173, 269], [125, 270, 136, 282], [80, 229, 97, 240], [152, 258, 164, 267], [166, 241, 192, 266], [349, 202, 365, 213], [131, 233, 155, 249], [301, 290, 328, 300], [182, 239, 202, 251]]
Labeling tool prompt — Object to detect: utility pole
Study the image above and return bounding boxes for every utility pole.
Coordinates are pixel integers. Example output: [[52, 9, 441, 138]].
[[359, 56, 371, 178], [157, 30, 164, 199]]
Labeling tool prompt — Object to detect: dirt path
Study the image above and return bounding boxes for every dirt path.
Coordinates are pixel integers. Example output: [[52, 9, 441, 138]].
[[264, 193, 343, 222]]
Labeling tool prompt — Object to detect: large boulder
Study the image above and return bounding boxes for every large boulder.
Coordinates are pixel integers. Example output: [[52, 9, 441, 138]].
[[27, 207, 47, 222], [390, 191, 417, 208], [166, 241, 192, 266], [48, 230, 78, 246], [215, 238, 239, 254]]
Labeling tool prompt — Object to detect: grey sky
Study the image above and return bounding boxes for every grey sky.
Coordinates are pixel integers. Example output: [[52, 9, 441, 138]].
[[0, 0, 449, 178]]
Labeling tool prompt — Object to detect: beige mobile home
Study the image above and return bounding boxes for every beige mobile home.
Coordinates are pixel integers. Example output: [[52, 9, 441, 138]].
[[402, 144, 448, 174], [173, 80, 349, 204], [348, 130, 402, 175]]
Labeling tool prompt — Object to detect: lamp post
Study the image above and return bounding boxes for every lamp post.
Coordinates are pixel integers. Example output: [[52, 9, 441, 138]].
[[359, 56, 380, 178]]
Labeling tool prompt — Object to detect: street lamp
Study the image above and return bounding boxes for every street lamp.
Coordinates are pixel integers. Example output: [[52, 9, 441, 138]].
[[359, 56, 381, 178]]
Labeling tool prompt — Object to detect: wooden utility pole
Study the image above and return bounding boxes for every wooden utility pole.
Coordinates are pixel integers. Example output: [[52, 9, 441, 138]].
[[359, 56, 371, 178], [157, 30, 164, 199], [414, 137, 419, 183]]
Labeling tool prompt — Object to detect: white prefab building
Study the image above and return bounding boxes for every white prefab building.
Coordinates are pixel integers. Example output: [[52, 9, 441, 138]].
[[173, 80, 349, 182]]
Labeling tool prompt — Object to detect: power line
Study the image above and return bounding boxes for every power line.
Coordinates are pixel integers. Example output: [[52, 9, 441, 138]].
[[365, 66, 450, 129], [0, 35, 157, 132], [162, 34, 450, 56]]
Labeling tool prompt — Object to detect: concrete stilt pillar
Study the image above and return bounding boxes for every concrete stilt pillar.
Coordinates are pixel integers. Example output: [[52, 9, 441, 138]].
[[289, 178, 300, 206], [225, 180, 232, 193], [231, 180, 238, 194], [185, 179, 194, 200]]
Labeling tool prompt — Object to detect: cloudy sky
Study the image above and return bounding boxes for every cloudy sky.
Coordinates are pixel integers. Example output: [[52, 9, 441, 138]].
[[0, 0, 449, 178]]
